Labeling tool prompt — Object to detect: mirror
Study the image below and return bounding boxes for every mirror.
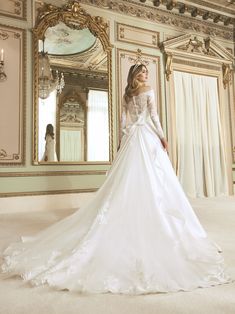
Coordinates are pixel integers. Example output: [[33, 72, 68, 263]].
[[33, 1, 113, 164]]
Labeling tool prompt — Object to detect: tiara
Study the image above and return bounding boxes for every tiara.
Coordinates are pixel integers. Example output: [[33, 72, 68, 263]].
[[128, 49, 149, 72], [131, 62, 142, 73]]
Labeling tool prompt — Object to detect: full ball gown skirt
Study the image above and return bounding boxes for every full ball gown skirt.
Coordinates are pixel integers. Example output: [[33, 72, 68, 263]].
[[1, 90, 231, 294]]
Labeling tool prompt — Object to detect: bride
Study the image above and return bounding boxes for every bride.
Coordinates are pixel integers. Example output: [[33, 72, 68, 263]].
[[1, 64, 231, 294]]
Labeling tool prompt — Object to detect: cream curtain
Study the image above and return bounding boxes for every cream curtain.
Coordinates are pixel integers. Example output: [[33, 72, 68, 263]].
[[60, 129, 83, 161], [173, 71, 228, 197], [87, 90, 109, 161]]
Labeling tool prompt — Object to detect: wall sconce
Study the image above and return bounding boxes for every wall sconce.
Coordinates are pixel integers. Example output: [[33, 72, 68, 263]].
[[0, 49, 7, 82]]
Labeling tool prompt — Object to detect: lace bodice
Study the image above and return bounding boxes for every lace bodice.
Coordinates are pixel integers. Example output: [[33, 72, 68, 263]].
[[121, 89, 164, 139]]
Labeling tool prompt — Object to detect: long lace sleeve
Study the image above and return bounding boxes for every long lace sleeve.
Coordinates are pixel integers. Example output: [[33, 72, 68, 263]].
[[120, 96, 127, 139], [147, 90, 165, 140]]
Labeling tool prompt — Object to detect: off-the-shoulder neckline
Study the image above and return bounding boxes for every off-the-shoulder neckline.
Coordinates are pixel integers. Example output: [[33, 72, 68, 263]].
[[133, 89, 153, 97]]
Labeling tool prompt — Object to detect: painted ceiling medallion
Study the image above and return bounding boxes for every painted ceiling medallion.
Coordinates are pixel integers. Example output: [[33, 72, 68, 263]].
[[39, 22, 96, 55]]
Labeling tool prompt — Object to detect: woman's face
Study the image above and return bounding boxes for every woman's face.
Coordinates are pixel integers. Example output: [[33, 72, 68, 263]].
[[136, 66, 148, 83]]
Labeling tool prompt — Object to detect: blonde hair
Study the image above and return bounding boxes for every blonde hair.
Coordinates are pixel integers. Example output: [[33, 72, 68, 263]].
[[124, 64, 147, 103]]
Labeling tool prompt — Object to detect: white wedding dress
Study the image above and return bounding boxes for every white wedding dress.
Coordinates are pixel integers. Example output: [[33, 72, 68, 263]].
[[1, 90, 231, 294], [41, 135, 58, 162]]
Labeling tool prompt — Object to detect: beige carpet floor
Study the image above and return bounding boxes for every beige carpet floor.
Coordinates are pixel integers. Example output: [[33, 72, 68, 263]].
[[0, 196, 234, 314]]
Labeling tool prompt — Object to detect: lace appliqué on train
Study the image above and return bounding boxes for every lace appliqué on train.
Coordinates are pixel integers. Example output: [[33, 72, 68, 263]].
[[96, 191, 113, 225]]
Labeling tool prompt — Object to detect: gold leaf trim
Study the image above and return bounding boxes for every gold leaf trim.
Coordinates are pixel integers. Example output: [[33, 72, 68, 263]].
[[33, 0, 113, 165], [0, 188, 98, 198], [0, 170, 107, 177], [0, 24, 26, 166]]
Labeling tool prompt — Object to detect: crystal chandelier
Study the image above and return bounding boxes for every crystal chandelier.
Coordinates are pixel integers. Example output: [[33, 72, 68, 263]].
[[38, 40, 65, 99], [38, 41, 57, 99], [55, 70, 65, 94]]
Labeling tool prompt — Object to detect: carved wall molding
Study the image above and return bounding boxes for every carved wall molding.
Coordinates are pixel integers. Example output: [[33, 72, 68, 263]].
[[35, 1, 111, 51], [148, 0, 235, 24], [0, 0, 26, 20], [116, 23, 160, 48], [161, 34, 234, 59], [0, 188, 98, 198], [80, 0, 233, 41], [0, 24, 26, 166], [182, 0, 235, 16], [0, 31, 9, 40], [0, 170, 106, 177], [162, 33, 235, 168], [222, 63, 233, 89], [62, 72, 108, 89], [161, 34, 234, 83], [165, 53, 173, 81], [173, 59, 221, 71]]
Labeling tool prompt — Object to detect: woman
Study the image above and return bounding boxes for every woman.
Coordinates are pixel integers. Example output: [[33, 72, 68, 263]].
[[1, 64, 231, 294], [41, 124, 58, 162]]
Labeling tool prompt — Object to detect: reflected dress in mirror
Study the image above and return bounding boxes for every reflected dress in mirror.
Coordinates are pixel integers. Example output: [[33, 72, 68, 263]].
[[41, 124, 58, 162], [1, 67, 232, 294], [41, 134, 58, 162]]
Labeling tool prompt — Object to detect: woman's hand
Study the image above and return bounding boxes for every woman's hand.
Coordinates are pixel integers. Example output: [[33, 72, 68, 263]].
[[160, 138, 168, 153]]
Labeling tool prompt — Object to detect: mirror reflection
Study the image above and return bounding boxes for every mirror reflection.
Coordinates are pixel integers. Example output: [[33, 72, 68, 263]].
[[38, 22, 109, 163]]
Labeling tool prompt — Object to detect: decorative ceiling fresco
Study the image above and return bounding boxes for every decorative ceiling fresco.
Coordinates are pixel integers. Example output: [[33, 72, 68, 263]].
[[39, 22, 96, 55], [48, 38, 107, 73], [38, 22, 107, 74]]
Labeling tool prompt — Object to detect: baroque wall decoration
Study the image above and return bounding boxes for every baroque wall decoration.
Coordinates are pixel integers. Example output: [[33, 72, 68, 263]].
[[161, 34, 235, 184], [0, 24, 26, 165], [33, 0, 114, 165], [0, 0, 26, 20], [80, 0, 233, 41], [160, 34, 234, 82], [116, 23, 159, 48]]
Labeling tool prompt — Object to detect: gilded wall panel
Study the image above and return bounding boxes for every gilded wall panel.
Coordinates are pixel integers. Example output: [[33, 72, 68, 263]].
[[116, 23, 159, 48], [0, 0, 26, 20], [0, 24, 25, 165]]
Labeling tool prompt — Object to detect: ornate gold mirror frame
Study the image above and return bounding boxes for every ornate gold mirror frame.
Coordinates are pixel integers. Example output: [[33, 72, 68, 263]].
[[32, 1, 113, 164]]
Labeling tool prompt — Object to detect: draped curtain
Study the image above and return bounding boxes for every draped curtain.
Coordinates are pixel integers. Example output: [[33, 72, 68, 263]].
[[87, 90, 109, 161], [60, 129, 83, 161], [173, 71, 228, 197], [38, 90, 57, 161]]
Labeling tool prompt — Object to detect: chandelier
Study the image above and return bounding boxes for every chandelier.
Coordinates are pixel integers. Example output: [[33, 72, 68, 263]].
[[38, 40, 65, 99], [55, 70, 65, 94]]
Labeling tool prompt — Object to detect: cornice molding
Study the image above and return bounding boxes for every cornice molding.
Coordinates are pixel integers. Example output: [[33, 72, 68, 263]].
[[160, 34, 234, 84], [184, 0, 235, 16], [161, 34, 234, 61], [80, 0, 234, 41]]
